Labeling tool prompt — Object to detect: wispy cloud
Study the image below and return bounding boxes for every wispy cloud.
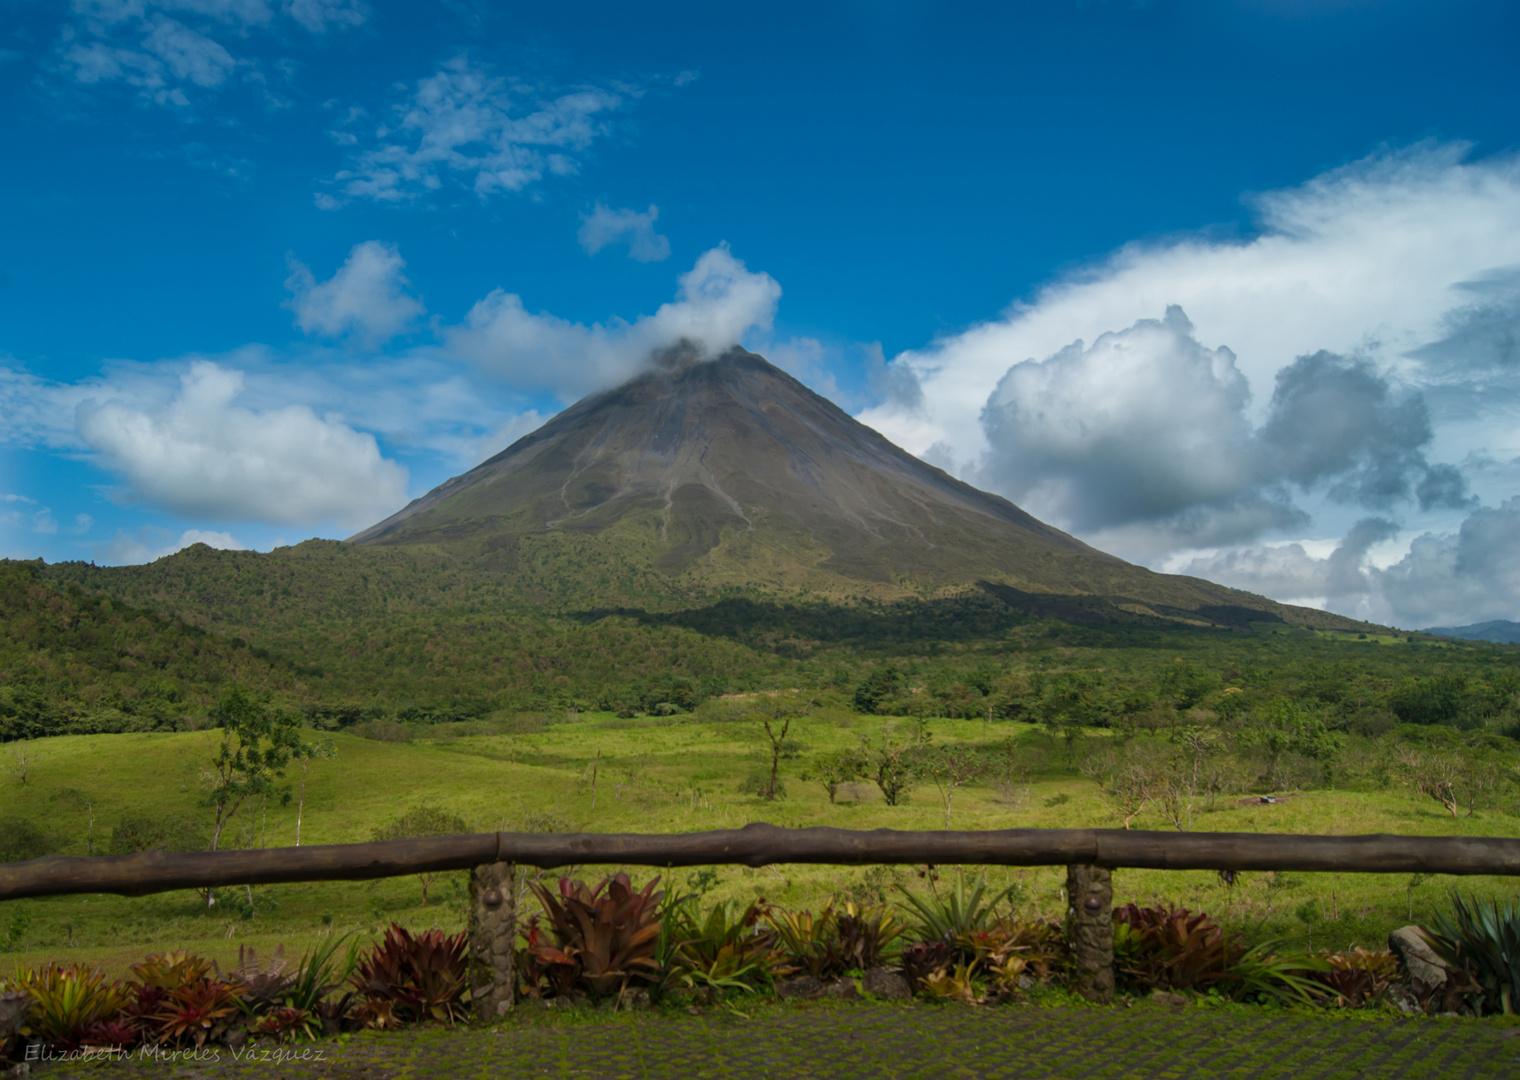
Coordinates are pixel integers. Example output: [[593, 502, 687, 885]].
[[320, 55, 626, 207], [578, 203, 671, 262], [55, 0, 364, 109]]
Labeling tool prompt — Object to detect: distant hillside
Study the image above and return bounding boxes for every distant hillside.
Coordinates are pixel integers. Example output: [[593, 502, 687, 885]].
[[0, 560, 299, 740], [1425, 620, 1520, 644]]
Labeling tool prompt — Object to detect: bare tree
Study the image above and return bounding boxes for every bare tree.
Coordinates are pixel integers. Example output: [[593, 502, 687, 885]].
[[758, 713, 793, 801], [1396, 746, 1461, 816], [927, 746, 984, 829], [292, 737, 336, 846]]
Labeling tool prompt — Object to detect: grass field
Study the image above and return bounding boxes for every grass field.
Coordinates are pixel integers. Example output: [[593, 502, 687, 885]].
[[3, 699, 1517, 977]]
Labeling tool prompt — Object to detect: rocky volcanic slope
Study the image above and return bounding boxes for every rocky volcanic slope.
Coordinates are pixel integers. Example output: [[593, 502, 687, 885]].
[[348, 348, 1362, 630]]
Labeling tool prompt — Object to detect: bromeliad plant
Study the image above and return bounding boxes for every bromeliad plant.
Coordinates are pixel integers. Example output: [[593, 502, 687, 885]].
[[524, 874, 665, 1000], [351, 924, 470, 1028], [769, 902, 840, 980], [1425, 891, 1520, 1015], [897, 872, 1016, 958], [666, 898, 782, 994], [14, 964, 130, 1052], [1113, 904, 1244, 994], [1309, 947, 1398, 1008]]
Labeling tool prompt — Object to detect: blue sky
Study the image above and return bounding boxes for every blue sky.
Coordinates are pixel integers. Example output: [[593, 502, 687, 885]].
[[2, 0, 1519, 628]]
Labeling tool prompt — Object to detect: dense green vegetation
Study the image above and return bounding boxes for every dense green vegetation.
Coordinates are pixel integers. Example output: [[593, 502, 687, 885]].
[[5, 551, 1518, 747], [0, 561, 299, 741]]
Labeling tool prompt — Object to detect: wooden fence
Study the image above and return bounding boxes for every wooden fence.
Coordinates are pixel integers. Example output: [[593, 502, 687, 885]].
[[5, 823, 1519, 902]]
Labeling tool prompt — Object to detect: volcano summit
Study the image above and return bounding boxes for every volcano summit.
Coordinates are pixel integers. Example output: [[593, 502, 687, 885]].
[[351, 348, 1346, 628]]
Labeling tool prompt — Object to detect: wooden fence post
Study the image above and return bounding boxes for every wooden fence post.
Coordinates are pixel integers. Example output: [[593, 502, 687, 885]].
[[469, 862, 516, 1021], [1066, 863, 1114, 1003]]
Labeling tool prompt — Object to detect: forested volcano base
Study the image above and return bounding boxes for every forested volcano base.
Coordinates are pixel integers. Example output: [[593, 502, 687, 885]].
[[1, 553, 1507, 741]]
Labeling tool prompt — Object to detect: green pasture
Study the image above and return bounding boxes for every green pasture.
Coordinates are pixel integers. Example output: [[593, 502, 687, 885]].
[[3, 701, 1517, 977]]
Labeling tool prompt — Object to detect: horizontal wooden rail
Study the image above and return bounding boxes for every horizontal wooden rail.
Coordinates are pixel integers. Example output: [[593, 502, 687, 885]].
[[4, 824, 1519, 901]]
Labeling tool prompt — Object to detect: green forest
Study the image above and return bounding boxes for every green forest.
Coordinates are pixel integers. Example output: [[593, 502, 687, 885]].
[[4, 551, 1517, 746]]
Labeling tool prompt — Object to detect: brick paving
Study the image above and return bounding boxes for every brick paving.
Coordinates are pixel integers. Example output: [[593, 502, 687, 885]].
[[35, 1001, 1520, 1080]]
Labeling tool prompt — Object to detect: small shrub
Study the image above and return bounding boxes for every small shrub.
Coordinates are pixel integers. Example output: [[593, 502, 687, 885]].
[[0, 817, 60, 863], [1310, 947, 1398, 1007], [899, 940, 952, 990], [108, 813, 208, 855], [1112, 904, 1242, 994], [897, 872, 1014, 950], [769, 902, 839, 980], [150, 979, 245, 1048]]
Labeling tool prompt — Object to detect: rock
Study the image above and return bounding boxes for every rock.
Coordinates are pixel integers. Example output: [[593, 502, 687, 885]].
[[254, 1035, 278, 1051], [1150, 990, 1188, 1007], [1386, 983, 1420, 1016], [862, 968, 911, 1001], [1389, 926, 1448, 994], [824, 978, 858, 1000], [224, 1026, 250, 1051], [618, 988, 653, 1011], [0, 993, 28, 1043], [775, 976, 826, 1000]]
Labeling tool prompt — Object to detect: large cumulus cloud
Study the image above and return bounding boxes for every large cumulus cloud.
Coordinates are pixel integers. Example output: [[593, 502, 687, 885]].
[[976, 307, 1466, 555], [75, 361, 409, 528]]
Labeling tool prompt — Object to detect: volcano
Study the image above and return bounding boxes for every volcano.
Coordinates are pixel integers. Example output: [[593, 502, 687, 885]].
[[350, 348, 1336, 626]]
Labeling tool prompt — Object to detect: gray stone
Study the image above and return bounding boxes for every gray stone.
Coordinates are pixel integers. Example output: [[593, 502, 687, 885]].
[[469, 861, 518, 1021], [862, 968, 911, 1000], [1066, 864, 1115, 1004], [775, 975, 826, 1000], [1150, 990, 1188, 1008], [1389, 926, 1448, 994], [824, 978, 858, 1000], [618, 987, 653, 1010]]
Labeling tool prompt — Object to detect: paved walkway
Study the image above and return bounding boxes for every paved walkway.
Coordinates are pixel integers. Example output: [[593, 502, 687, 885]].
[[36, 1000, 1520, 1079]]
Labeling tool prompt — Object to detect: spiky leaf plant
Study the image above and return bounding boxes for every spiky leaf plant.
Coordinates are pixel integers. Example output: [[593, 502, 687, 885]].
[[667, 898, 781, 994], [1426, 891, 1520, 1015], [897, 872, 1015, 953], [14, 965, 129, 1052]]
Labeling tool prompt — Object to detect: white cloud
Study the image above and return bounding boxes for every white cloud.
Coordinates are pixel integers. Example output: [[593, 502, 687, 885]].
[[75, 360, 408, 527], [974, 306, 1468, 556], [862, 145, 1520, 475], [578, 203, 671, 263], [323, 56, 624, 205], [97, 525, 245, 566], [444, 244, 780, 398], [285, 240, 425, 344], [848, 144, 1520, 626]]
